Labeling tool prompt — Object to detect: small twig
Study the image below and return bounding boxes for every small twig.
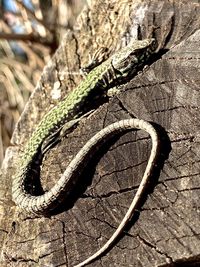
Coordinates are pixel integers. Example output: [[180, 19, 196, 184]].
[[0, 31, 53, 46], [16, 0, 54, 34]]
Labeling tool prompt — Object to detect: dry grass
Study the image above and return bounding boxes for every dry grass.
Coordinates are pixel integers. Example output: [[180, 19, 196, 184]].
[[0, 0, 85, 165]]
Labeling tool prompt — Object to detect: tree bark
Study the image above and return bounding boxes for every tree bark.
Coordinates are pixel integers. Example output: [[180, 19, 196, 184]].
[[1, 0, 200, 266]]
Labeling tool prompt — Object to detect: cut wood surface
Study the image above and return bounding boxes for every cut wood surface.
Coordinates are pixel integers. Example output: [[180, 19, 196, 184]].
[[0, 0, 200, 266]]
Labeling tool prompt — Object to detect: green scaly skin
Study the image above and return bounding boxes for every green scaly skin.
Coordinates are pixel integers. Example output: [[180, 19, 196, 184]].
[[12, 38, 156, 214]]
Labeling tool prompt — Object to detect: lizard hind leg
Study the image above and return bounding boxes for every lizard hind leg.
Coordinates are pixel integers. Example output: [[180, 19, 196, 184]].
[[41, 110, 95, 155], [41, 119, 80, 155]]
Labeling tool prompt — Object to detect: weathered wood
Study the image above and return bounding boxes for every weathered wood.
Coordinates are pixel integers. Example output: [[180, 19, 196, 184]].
[[1, 0, 200, 266]]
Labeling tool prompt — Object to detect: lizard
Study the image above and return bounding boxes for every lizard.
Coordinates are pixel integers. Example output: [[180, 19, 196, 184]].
[[12, 38, 159, 266]]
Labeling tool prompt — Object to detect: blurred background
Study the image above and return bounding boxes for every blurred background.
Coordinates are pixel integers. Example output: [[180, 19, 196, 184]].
[[0, 0, 86, 166]]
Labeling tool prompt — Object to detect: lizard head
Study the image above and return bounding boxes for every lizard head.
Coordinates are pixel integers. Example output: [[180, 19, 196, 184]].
[[111, 38, 157, 78]]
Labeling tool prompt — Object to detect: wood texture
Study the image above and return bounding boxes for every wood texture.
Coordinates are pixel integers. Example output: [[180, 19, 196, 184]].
[[0, 0, 200, 266]]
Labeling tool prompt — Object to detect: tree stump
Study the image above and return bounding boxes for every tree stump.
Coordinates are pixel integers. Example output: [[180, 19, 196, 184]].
[[0, 0, 200, 266]]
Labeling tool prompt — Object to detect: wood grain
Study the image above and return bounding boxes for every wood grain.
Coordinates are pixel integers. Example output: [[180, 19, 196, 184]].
[[1, 0, 200, 266]]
